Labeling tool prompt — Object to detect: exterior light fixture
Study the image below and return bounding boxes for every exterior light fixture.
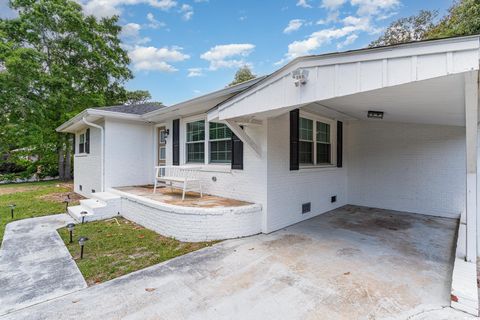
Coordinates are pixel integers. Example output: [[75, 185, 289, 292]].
[[66, 223, 75, 244], [78, 236, 89, 259], [165, 129, 170, 136], [367, 110, 384, 119], [9, 204, 16, 219], [80, 211, 88, 224], [292, 68, 309, 87]]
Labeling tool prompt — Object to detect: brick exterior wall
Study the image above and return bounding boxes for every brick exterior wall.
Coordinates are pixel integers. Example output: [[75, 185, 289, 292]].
[[120, 196, 262, 242], [347, 120, 465, 218], [74, 125, 102, 197]]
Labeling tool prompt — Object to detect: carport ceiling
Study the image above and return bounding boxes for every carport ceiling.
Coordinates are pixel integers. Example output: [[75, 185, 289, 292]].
[[314, 73, 466, 127]]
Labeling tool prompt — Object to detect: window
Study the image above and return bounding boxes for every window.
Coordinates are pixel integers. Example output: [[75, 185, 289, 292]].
[[299, 115, 333, 166], [186, 120, 205, 163], [316, 121, 331, 164], [79, 133, 85, 154], [209, 122, 232, 163], [299, 117, 313, 164]]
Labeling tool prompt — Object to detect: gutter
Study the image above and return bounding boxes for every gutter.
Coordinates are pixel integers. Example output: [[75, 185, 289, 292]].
[[82, 116, 105, 192]]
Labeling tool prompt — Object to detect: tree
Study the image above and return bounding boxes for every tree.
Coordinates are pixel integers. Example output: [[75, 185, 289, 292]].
[[427, 0, 480, 39], [229, 66, 256, 86], [0, 0, 132, 180], [123, 90, 152, 105], [369, 10, 438, 47]]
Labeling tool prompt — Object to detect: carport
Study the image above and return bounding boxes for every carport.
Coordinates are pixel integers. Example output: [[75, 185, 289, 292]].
[[213, 35, 480, 315]]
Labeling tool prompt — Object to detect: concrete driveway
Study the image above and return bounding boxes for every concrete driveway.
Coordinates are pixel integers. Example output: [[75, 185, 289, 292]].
[[1, 205, 470, 320]]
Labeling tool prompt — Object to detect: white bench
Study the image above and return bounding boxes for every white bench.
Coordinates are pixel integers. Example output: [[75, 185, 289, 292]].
[[153, 166, 203, 200]]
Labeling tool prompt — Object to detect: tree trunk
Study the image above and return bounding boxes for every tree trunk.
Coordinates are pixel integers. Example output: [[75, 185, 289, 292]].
[[58, 145, 65, 181], [64, 136, 72, 180]]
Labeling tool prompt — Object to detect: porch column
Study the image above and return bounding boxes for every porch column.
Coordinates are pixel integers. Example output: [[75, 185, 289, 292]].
[[465, 71, 478, 262]]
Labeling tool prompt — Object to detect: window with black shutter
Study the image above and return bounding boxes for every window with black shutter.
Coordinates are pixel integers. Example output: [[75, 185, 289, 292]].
[[290, 109, 300, 170], [172, 119, 180, 165], [231, 131, 243, 170], [85, 128, 90, 154]]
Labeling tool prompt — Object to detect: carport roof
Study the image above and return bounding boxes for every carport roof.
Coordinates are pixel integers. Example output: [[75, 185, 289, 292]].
[[213, 34, 480, 124]]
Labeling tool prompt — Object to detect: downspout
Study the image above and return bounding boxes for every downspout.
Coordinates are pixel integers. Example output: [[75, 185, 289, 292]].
[[82, 116, 105, 192]]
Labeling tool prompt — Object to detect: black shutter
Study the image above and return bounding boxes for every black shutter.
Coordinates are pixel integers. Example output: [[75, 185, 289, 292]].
[[337, 121, 343, 168], [72, 133, 76, 155], [231, 132, 243, 170], [290, 109, 300, 170], [85, 128, 90, 154], [172, 119, 180, 166]]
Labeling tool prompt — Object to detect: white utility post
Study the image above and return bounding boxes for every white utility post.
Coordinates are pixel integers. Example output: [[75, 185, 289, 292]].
[[465, 70, 478, 263]]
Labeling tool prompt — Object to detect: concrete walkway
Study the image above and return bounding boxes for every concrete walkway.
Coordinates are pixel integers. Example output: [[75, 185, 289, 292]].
[[0, 214, 87, 316], [0, 206, 475, 320]]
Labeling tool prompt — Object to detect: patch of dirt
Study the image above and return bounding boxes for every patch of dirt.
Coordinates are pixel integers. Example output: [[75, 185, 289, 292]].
[[38, 190, 85, 204], [0, 185, 42, 195]]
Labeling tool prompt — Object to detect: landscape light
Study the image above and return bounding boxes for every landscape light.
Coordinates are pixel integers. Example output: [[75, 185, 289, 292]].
[[66, 223, 75, 243], [78, 236, 89, 259], [64, 194, 71, 211], [8, 204, 16, 219], [80, 211, 88, 224]]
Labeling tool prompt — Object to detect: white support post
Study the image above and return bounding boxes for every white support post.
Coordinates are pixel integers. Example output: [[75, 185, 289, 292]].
[[464, 71, 478, 263], [225, 119, 262, 157]]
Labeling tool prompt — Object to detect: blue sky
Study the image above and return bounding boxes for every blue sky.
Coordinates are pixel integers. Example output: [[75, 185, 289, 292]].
[[1, 0, 453, 105]]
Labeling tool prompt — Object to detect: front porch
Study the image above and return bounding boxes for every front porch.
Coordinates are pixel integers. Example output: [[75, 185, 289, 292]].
[[114, 185, 250, 208]]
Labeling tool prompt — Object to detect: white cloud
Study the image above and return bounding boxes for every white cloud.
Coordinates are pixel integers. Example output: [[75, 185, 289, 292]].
[[277, 16, 371, 64], [146, 12, 166, 29], [284, 19, 304, 34], [79, 0, 177, 19], [187, 68, 203, 77], [296, 0, 312, 8], [121, 23, 151, 46], [201, 44, 255, 70], [321, 0, 346, 9], [129, 45, 190, 72], [350, 0, 399, 16], [180, 4, 193, 20], [337, 34, 358, 49]]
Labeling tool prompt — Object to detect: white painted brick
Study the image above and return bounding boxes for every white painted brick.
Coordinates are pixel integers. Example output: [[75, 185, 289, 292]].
[[74, 125, 102, 197], [120, 197, 262, 242], [347, 120, 465, 218]]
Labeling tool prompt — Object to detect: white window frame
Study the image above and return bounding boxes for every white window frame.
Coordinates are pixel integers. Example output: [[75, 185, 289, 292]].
[[185, 117, 206, 164], [299, 111, 337, 168], [209, 122, 232, 164], [182, 114, 233, 167], [77, 131, 87, 155]]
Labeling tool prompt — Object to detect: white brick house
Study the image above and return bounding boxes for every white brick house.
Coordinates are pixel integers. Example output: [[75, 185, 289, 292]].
[[58, 35, 480, 314]]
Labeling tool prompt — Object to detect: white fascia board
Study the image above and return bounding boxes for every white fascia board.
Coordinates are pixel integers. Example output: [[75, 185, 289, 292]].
[[56, 109, 145, 133], [141, 76, 267, 121], [217, 35, 480, 114]]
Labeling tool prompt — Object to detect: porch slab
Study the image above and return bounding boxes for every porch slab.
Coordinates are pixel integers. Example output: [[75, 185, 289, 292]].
[[114, 185, 250, 208], [1, 206, 465, 320]]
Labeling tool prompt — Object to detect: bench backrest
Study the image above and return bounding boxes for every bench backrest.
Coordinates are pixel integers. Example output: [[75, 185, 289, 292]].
[[155, 166, 202, 180]]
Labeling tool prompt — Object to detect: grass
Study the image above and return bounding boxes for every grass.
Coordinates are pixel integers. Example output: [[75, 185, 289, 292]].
[[58, 218, 216, 285], [0, 180, 77, 243]]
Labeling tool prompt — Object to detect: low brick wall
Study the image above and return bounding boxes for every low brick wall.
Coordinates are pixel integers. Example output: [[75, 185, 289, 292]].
[[119, 194, 262, 242]]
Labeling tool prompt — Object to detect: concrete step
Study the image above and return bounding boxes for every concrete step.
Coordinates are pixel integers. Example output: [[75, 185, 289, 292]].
[[91, 192, 121, 202], [67, 205, 94, 223], [79, 198, 107, 210]]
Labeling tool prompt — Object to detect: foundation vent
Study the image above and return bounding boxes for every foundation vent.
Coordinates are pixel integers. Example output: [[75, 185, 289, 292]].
[[302, 202, 311, 214]]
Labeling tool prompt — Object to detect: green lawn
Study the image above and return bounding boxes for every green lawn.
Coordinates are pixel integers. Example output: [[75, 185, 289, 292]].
[[0, 180, 77, 243], [58, 218, 216, 285]]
